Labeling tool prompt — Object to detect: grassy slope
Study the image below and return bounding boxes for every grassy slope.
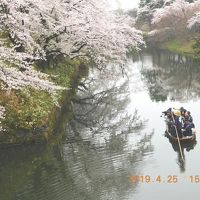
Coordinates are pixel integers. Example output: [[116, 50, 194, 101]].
[[161, 38, 195, 56]]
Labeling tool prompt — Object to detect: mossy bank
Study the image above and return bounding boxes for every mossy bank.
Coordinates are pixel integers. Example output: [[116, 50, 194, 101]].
[[148, 36, 200, 59], [0, 57, 88, 146], [145, 29, 200, 59], [160, 38, 195, 57]]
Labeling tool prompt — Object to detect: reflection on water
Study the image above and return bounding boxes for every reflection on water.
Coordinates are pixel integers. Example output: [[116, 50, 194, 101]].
[[167, 138, 197, 173], [1, 49, 200, 199], [140, 49, 200, 102], [69, 68, 145, 143]]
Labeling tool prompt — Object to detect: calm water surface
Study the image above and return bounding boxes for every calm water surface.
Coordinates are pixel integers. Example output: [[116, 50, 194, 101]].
[[1, 49, 200, 200]]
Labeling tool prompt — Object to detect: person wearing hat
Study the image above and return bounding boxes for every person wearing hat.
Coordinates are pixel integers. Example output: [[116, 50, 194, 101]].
[[169, 109, 183, 137], [180, 107, 187, 117]]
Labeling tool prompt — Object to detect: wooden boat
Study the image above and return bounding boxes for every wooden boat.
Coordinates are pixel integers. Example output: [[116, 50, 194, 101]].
[[162, 109, 197, 143], [165, 125, 196, 142], [165, 126, 197, 153]]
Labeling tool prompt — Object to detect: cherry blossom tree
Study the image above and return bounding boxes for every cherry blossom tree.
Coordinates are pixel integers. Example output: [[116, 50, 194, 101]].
[[152, 0, 200, 33], [136, 0, 173, 30], [187, 11, 200, 31], [0, 0, 144, 129], [0, 0, 144, 66], [0, 0, 144, 89]]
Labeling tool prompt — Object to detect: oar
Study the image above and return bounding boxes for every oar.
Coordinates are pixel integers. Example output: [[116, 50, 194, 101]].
[[171, 113, 185, 161]]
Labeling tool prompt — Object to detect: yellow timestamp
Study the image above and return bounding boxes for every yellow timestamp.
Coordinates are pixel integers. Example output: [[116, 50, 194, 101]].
[[130, 175, 179, 184], [130, 175, 200, 184], [189, 175, 200, 183]]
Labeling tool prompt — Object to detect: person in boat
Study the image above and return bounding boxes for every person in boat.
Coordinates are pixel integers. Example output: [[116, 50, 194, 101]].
[[162, 108, 173, 121], [164, 107, 186, 119], [162, 108, 180, 122], [167, 110, 183, 137], [180, 107, 187, 117], [181, 116, 195, 137], [185, 111, 193, 123], [162, 108, 171, 115]]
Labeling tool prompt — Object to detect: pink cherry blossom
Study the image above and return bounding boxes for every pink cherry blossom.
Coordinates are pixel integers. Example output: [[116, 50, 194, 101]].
[[152, 0, 200, 30], [0, 0, 144, 129]]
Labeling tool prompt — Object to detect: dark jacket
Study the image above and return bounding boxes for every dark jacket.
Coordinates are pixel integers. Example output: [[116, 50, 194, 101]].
[[182, 122, 195, 136]]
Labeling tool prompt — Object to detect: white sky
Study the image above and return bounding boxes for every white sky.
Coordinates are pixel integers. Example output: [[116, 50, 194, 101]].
[[107, 0, 140, 10]]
